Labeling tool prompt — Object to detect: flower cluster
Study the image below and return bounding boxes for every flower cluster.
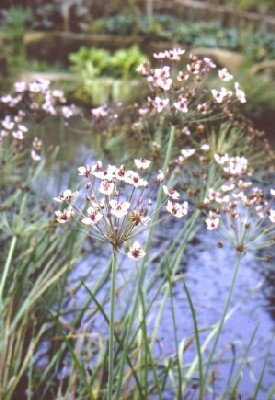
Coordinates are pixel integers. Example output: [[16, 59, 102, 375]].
[[205, 183, 275, 254], [0, 79, 80, 120], [54, 159, 189, 259], [0, 114, 27, 141], [137, 46, 246, 123]]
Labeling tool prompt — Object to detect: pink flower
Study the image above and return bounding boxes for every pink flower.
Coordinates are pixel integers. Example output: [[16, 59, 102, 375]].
[[197, 103, 208, 114], [148, 66, 172, 91], [177, 71, 189, 82], [235, 82, 246, 103], [173, 95, 188, 113], [127, 241, 146, 259], [151, 96, 169, 113], [203, 57, 216, 69]]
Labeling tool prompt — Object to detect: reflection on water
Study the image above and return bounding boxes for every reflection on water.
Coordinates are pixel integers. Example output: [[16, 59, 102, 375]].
[[32, 116, 275, 399]]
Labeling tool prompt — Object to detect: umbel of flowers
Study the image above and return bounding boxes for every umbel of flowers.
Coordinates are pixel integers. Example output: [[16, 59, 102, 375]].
[[136, 46, 245, 125], [54, 159, 188, 259], [0, 79, 80, 119]]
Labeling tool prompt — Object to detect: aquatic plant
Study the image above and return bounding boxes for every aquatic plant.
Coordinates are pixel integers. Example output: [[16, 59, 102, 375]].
[[0, 43, 274, 398]]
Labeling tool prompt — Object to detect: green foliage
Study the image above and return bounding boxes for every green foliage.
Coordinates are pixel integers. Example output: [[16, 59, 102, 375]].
[[221, 0, 275, 13], [69, 47, 112, 77], [86, 14, 275, 62], [69, 45, 147, 103], [0, 6, 33, 76], [0, 137, 83, 399], [1, 6, 33, 37], [69, 45, 146, 80], [110, 46, 147, 79]]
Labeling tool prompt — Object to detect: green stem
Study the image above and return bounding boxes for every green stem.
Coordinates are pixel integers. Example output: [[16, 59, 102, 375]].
[[107, 249, 117, 400], [0, 236, 17, 308], [201, 253, 242, 396]]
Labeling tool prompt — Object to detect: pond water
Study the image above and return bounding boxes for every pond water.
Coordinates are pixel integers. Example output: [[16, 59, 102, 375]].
[[35, 116, 275, 399]]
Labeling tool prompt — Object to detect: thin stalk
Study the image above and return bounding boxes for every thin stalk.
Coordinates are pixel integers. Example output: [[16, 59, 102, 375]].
[[168, 268, 182, 399], [80, 280, 144, 397], [183, 279, 203, 400], [251, 334, 273, 400], [107, 250, 117, 400], [0, 236, 17, 307], [201, 253, 242, 396]]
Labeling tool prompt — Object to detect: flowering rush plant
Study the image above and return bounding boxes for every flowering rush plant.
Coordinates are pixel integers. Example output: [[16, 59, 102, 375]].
[[136, 46, 245, 124], [54, 159, 188, 259], [204, 179, 275, 254], [0, 79, 80, 120]]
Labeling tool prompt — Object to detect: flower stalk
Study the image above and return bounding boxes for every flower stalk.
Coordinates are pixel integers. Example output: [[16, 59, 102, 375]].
[[107, 248, 117, 400]]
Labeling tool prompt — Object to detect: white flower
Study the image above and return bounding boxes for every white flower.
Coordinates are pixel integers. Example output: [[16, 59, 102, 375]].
[[127, 241, 146, 259], [53, 189, 79, 203], [181, 148, 195, 159], [221, 183, 235, 192], [214, 153, 229, 165], [182, 126, 191, 136], [167, 200, 188, 218], [98, 180, 115, 195], [134, 158, 151, 170], [156, 170, 164, 183], [218, 68, 233, 81], [269, 209, 275, 223], [110, 200, 130, 218], [78, 165, 94, 177], [93, 164, 117, 180], [201, 143, 209, 151], [206, 211, 220, 230], [125, 172, 148, 187], [270, 189, 275, 196], [211, 87, 231, 103], [163, 185, 180, 200], [31, 150, 41, 162], [81, 206, 103, 225], [55, 208, 75, 223]]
